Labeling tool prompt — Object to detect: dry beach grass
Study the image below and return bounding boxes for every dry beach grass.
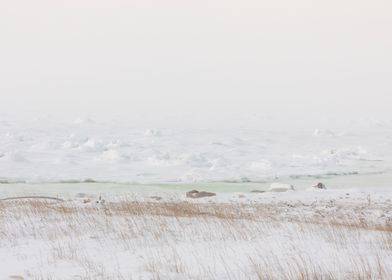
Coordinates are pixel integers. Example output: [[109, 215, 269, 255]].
[[1, 195, 392, 279]]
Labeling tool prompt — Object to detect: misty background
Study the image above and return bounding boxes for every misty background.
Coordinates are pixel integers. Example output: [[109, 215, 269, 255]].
[[0, 0, 391, 125]]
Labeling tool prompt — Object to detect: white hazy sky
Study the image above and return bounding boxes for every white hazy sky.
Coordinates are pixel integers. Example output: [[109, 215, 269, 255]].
[[0, 0, 391, 121]]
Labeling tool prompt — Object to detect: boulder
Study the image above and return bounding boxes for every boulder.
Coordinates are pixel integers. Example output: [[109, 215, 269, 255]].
[[186, 190, 216, 198], [312, 182, 326, 189]]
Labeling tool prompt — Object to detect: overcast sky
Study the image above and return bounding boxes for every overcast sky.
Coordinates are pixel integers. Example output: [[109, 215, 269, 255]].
[[0, 0, 391, 122]]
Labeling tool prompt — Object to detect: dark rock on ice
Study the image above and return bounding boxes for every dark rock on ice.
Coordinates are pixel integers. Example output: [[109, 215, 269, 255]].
[[312, 182, 326, 189], [186, 190, 216, 198]]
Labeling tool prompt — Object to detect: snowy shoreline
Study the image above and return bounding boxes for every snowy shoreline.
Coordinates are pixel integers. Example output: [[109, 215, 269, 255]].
[[1, 186, 392, 279], [1, 117, 392, 278]]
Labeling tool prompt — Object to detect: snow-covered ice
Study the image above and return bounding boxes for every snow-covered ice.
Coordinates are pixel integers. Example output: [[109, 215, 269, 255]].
[[0, 116, 391, 185]]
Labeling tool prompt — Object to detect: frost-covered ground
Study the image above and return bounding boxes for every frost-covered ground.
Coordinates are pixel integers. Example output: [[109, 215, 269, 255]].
[[1, 188, 392, 279]]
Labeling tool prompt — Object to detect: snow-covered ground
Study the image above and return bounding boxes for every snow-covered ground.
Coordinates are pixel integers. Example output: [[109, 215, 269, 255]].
[[1, 187, 392, 279]]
